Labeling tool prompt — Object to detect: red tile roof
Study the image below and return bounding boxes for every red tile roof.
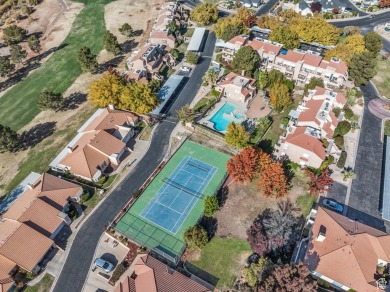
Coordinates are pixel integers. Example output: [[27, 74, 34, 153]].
[[303, 54, 322, 67], [304, 207, 390, 292], [286, 127, 326, 160], [279, 50, 304, 63], [114, 255, 211, 292], [247, 39, 281, 55], [297, 99, 323, 124], [0, 224, 53, 271]]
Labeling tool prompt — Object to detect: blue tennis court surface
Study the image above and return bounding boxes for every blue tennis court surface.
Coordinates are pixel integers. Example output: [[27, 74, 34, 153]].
[[140, 156, 217, 234]]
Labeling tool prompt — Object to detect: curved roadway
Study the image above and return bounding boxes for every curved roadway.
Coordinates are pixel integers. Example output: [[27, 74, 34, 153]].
[[331, 12, 390, 54], [53, 32, 216, 292]]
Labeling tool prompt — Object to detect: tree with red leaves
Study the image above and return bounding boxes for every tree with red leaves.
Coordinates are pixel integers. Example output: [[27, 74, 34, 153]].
[[310, 2, 322, 13], [227, 147, 271, 185], [247, 219, 268, 256], [306, 168, 333, 196], [244, 13, 257, 28], [259, 262, 318, 292], [258, 161, 289, 199]]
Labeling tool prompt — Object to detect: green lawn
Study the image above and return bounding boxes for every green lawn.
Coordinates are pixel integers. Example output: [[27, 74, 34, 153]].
[[263, 103, 296, 146], [25, 274, 54, 292], [188, 237, 251, 289], [0, 0, 112, 131], [296, 194, 316, 217], [384, 120, 390, 137], [373, 57, 390, 100]]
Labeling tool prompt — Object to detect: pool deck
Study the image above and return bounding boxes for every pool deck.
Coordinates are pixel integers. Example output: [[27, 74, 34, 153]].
[[199, 97, 248, 133]]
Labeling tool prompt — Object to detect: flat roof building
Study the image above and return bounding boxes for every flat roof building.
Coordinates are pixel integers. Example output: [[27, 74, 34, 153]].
[[187, 27, 206, 52]]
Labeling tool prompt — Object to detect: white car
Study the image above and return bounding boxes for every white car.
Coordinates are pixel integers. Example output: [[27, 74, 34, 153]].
[[181, 66, 191, 72]]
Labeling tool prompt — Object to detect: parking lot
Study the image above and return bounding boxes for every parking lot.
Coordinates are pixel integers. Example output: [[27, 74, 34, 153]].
[[83, 233, 129, 292]]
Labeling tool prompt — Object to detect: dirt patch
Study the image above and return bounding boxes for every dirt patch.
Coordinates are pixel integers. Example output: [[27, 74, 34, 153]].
[[215, 182, 279, 240], [104, 0, 163, 69], [0, 1, 83, 92], [215, 175, 309, 239], [41, 1, 84, 52]]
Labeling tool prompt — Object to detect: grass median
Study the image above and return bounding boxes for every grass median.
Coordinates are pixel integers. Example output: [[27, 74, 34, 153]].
[[0, 0, 111, 131]]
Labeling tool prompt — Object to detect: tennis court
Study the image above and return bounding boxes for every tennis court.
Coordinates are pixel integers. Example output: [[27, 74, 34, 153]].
[[114, 141, 230, 260], [140, 156, 217, 234]]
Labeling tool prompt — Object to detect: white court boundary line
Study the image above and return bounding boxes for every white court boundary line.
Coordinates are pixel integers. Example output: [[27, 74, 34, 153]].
[[139, 155, 217, 234]]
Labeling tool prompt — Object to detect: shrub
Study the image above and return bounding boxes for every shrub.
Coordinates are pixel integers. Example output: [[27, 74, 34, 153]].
[[321, 138, 329, 148], [109, 262, 128, 284], [81, 192, 90, 202], [184, 225, 208, 249], [337, 151, 347, 168], [343, 107, 354, 120], [332, 107, 341, 118], [334, 135, 344, 149], [204, 196, 219, 217], [334, 121, 351, 136], [186, 51, 199, 65]]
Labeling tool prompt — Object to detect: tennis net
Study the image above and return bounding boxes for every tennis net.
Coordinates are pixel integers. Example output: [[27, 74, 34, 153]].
[[162, 178, 204, 199]]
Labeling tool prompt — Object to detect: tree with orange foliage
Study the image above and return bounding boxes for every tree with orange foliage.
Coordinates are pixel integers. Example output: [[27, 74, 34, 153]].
[[305, 168, 333, 196], [258, 161, 289, 199], [227, 147, 271, 185]]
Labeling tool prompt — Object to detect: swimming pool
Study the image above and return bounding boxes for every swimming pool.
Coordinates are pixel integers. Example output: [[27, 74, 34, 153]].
[[209, 102, 242, 132]]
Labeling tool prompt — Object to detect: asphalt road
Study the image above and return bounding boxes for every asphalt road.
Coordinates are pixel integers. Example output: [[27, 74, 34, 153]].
[[52, 32, 216, 292], [346, 82, 390, 231]]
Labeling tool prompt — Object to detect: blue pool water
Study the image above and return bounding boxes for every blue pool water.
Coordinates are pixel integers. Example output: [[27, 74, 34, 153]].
[[209, 103, 240, 132]]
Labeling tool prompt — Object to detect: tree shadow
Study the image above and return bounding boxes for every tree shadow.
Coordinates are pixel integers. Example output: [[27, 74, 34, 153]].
[[63, 92, 87, 110], [216, 185, 229, 208], [0, 43, 68, 93], [133, 29, 143, 37], [97, 55, 125, 74], [19, 121, 56, 149], [199, 216, 218, 239], [184, 262, 219, 287], [257, 139, 273, 155], [121, 39, 139, 55]]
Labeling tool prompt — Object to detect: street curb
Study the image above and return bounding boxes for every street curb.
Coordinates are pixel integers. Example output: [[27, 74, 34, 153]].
[[49, 126, 157, 292]]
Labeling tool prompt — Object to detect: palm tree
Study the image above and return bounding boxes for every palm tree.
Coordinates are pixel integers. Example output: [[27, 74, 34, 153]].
[[342, 168, 356, 181], [203, 69, 218, 85]]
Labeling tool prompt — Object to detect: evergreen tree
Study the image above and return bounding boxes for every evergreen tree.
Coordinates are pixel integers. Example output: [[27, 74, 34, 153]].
[[9, 44, 27, 64], [119, 23, 134, 38], [103, 31, 121, 55], [38, 90, 65, 111], [348, 51, 377, 85], [0, 124, 20, 153], [27, 35, 41, 53], [77, 47, 98, 73], [0, 56, 15, 77]]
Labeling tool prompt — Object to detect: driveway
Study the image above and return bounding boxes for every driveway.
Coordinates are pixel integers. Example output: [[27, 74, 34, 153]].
[[52, 32, 217, 292], [346, 82, 390, 231]]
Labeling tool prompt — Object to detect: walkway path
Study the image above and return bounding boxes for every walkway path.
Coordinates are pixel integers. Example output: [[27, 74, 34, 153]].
[[368, 98, 390, 119], [52, 32, 216, 292]]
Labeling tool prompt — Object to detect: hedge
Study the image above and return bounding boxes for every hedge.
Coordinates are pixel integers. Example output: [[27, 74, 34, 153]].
[[337, 151, 347, 168]]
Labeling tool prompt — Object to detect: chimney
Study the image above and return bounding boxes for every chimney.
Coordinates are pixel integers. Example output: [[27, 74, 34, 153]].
[[26, 183, 34, 190], [108, 103, 115, 110], [67, 146, 74, 153], [316, 232, 326, 242], [316, 225, 326, 242], [241, 70, 245, 76]]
